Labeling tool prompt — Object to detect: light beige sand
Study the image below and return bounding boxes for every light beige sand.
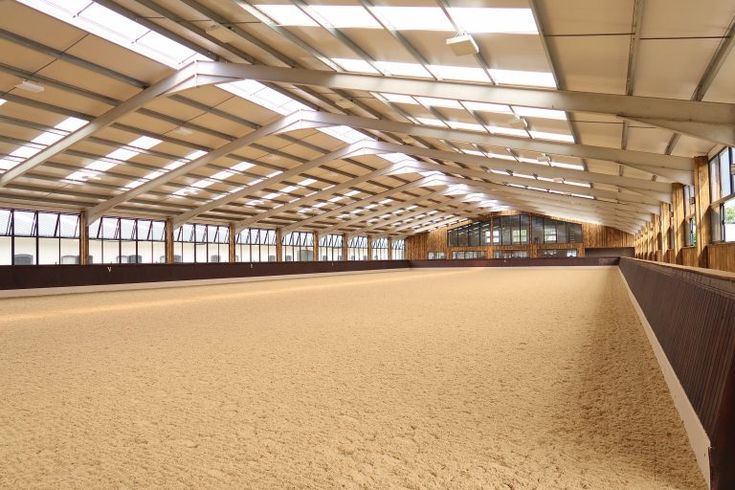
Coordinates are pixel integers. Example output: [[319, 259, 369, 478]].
[[0, 268, 705, 489]]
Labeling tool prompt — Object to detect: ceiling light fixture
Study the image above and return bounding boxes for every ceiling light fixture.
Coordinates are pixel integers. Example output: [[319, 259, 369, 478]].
[[446, 33, 479, 56], [15, 80, 45, 93]]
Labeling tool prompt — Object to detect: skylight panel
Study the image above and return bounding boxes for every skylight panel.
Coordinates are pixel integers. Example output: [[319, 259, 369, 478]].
[[513, 107, 567, 121], [530, 131, 574, 143], [565, 180, 591, 188], [345, 190, 360, 197], [0, 98, 5, 106], [416, 97, 463, 109], [78, 2, 148, 42], [448, 121, 486, 132], [280, 185, 298, 193], [489, 69, 556, 88], [447, 8, 538, 34], [320, 125, 370, 144], [416, 117, 446, 127], [66, 134, 161, 182], [124, 150, 206, 189], [262, 192, 282, 200], [18, 1, 209, 68], [0, 117, 88, 171], [298, 178, 317, 186], [488, 126, 529, 138], [310, 6, 380, 29], [377, 93, 417, 104], [486, 152, 516, 161], [462, 101, 512, 114], [254, 5, 318, 27], [333, 58, 379, 74], [551, 161, 585, 171], [428, 65, 490, 83], [369, 7, 453, 31]]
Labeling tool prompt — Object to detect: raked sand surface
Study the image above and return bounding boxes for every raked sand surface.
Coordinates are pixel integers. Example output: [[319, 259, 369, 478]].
[[0, 268, 706, 489]]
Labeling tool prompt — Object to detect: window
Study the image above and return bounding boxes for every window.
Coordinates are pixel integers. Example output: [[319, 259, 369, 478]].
[[683, 185, 697, 247], [427, 251, 446, 260], [348, 236, 369, 260], [710, 147, 735, 243], [319, 234, 343, 261], [452, 251, 485, 259], [236, 228, 277, 262], [173, 223, 229, 263], [0, 208, 80, 265], [492, 250, 529, 259], [392, 239, 405, 260], [539, 249, 578, 258], [371, 238, 389, 260], [282, 231, 314, 262], [89, 217, 166, 264]]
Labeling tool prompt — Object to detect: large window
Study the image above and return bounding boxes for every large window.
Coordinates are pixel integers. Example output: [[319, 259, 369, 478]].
[[319, 234, 343, 261], [492, 250, 529, 259], [371, 237, 389, 260], [449, 215, 581, 248], [0, 208, 80, 265], [427, 251, 446, 260], [282, 231, 314, 262], [452, 250, 485, 259], [539, 249, 578, 258], [392, 238, 405, 260], [683, 184, 697, 247], [348, 236, 369, 260], [710, 147, 735, 243], [236, 228, 277, 262], [173, 223, 229, 263], [89, 217, 165, 264]]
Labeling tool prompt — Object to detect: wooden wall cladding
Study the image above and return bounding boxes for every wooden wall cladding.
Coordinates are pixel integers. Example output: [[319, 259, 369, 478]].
[[708, 243, 735, 273], [619, 258, 735, 490], [679, 247, 699, 267], [582, 223, 634, 248]]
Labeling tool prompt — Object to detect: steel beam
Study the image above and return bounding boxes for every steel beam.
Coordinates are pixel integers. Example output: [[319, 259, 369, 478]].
[[188, 62, 735, 135], [86, 112, 315, 221], [0, 64, 200, 187], [277, 111, 692, 172], [172, 141, 378, 226], [280, 176, 438, 233]]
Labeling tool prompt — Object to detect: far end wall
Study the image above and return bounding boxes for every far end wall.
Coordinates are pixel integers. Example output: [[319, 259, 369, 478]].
[[406, 218, 633, 260]]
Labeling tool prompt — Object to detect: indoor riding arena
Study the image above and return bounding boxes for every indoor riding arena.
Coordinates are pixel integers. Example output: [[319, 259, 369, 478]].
[[0, 1, 733, 489]]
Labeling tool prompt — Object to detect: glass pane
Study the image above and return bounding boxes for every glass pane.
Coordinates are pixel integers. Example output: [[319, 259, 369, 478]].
[[720, 150, 732, 197], [59, 214, 80, 238], [153, 242, 166, 263], [14, 211, 35, 236], [88, 239, 102, 264], [724, 198, 735, 242], [710, 157, 721, 202], [151, 221, 165, 241], [38, 238, 59, 264], [0, 236, 11, 265], [137, 220, 152, 241], [121, 240, 138, 263], [0, 209, 10, 236], [88, 218, 101, 239], [37, 212, 58, 237], [103, 240, 120, 263], [101, 217, 118, 239], [120, 219, 136, 240], [13, 236, 36, 264], [60, 238, 80, 264]]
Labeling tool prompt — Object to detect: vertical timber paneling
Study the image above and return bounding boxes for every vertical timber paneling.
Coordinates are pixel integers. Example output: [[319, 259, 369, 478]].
[[695, 156, 711, 268]]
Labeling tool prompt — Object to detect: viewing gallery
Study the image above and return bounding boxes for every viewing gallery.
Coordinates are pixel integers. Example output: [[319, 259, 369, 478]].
[[1, 0, 734, 489]]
